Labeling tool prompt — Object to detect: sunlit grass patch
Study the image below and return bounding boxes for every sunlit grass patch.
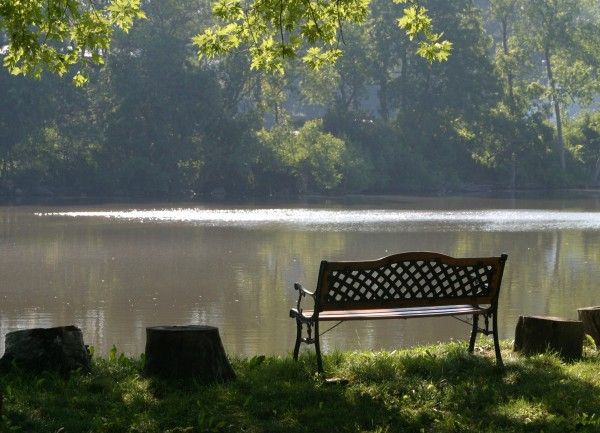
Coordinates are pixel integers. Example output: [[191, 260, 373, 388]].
[[495, 398, 554, 426]]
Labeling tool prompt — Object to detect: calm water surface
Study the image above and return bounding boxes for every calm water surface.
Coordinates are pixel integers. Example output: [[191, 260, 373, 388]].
[[1, 193, 600, 356]]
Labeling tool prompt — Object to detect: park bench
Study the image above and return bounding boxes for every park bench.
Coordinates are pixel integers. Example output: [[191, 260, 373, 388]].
[[290, 252, 508, 372]]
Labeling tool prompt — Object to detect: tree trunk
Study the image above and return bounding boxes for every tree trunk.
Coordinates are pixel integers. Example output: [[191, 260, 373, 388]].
[[501, 17, 517, 116], [544, 47, 565, 172], [501, 16, 518, 190], [514, 315, 583, 360], [577, 306, 600, 347], [0, 326, 90, 374], [592, 157, 600, 186], [144, 325, 235, 382], [378, 75, 389, 121], [399, 46, 408, 116], [510, 153, 517, 190]]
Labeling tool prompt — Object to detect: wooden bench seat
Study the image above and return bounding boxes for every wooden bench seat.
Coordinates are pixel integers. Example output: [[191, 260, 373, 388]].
[[295, 305, 490, 321], [290, 252, 508, 373]]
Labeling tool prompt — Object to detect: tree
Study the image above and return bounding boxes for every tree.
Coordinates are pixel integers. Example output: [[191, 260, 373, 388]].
[[567, 112, 600, 186], [2, 0, 599, 197], [193, 0, 452, 72], [488, 0, 529, 187], [1, 0, 452, 82], [368, 0, 410, 120], [99, 0, 229, 196], [0, 0, 145, 84], [299, 24, 372, 117], [480, 0, 600, 183], [518, 0, 591, 172], [489, 0, 523, 117], [256, 119, 345, 193]]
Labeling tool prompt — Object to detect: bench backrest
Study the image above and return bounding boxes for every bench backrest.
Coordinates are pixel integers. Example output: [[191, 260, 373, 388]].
[[315, 252, 507, 311]]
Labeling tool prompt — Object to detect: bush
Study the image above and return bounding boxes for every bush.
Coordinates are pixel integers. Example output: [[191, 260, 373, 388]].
[[256, 119, 346, 195]]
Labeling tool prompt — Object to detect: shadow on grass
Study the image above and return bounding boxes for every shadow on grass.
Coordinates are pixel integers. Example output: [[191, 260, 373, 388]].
[[147, 355, 399, 433]]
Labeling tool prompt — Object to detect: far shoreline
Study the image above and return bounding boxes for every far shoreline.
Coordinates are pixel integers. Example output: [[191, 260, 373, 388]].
[[1, 187, 600, 208]]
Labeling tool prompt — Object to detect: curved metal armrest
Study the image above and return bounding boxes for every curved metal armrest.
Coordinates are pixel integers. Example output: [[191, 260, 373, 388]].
[[294, 282, 316, 316], [294, 282, 314, 297]]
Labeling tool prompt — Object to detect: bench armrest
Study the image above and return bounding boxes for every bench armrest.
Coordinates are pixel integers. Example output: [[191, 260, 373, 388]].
[[293, 283, 315, 317], [294, 282, 314, 297]]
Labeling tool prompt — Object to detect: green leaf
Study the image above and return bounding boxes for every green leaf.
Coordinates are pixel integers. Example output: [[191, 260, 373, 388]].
[[73, 71, 88, 87]]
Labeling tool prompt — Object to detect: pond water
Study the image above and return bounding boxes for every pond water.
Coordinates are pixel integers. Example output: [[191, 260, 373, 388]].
[[1, 193, 600, 356]]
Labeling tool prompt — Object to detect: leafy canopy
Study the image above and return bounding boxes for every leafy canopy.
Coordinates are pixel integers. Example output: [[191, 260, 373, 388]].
[[193, 0, 452, 74], [0, 0, 145, 85], [194, 0, 452, 73], [0, 0, 450, 83]]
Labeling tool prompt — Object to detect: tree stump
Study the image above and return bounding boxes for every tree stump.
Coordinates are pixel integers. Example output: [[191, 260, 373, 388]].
[[144, 325, 235, 382], [0, 326, 90, 373], [578, 306, 600, 347], [514, 315, 584, 360]]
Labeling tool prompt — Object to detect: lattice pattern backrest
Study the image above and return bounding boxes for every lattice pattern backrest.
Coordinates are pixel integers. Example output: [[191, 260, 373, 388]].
[[322, 258, 496, 307]]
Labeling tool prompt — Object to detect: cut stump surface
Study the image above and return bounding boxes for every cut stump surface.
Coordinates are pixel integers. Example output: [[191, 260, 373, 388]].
[[514, 315, 584, 360], [144, 325, 235, 382]]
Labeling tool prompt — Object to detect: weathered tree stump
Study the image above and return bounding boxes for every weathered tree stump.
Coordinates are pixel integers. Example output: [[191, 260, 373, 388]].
[[0, 326, 90, 373], [578, 306, 600, 347], [514, 315, 584, 360], [144, 325, 235, 382]]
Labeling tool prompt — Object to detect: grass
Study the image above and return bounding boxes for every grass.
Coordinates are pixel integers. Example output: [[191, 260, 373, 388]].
[[1, 340, 600, 433]]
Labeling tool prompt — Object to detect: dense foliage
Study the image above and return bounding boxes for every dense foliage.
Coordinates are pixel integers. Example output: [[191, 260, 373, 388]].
[[1, 341, 600, 432], [194, 0, 452, 73], [0, 0, 145, 84], [1, 0, 600, 199]]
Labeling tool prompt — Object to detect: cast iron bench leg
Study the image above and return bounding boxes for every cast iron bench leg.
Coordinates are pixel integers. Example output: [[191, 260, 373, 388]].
[[315, 321, 324, 373], [293, 320, 302, 360], [493, 312, 503, 367], [468, 314, 479, 354]]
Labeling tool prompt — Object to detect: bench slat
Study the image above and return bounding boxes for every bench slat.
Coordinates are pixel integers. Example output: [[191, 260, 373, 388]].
[[292, 304, 489, 321]]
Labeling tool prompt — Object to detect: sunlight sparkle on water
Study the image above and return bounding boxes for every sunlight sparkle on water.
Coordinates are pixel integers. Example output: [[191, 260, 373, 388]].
[[37, 208, 600, 232]]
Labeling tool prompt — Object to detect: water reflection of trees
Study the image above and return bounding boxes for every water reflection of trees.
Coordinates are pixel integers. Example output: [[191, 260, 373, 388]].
[[1, 208, 599, 355]]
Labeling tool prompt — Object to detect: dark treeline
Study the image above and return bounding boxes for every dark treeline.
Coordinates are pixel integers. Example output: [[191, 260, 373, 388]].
[[1, 0, 600, 199]]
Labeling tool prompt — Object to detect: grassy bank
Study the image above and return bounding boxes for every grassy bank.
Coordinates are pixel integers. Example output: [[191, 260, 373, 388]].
[[1, 341, 599, 433]]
